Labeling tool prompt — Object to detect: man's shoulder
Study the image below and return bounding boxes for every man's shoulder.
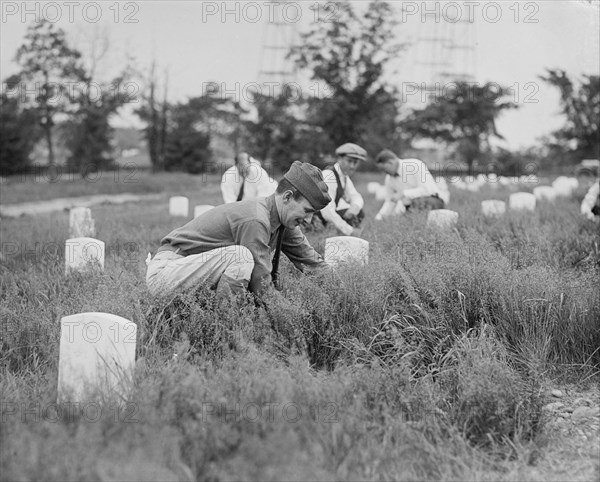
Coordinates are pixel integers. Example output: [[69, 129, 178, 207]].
[[221, 165, 238, 180], [228, 198, 270, 227]]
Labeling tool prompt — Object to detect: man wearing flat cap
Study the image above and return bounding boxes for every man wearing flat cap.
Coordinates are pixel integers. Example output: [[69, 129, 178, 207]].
[[318, 143, 367, 236], [146, 161, 332, 299]]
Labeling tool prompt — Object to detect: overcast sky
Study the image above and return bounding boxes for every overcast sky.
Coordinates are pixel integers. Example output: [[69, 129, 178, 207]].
[[1, 1, 599, 150]]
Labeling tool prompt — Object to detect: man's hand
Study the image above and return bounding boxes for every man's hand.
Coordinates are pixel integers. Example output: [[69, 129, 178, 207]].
[[350, 226, 363, 237]]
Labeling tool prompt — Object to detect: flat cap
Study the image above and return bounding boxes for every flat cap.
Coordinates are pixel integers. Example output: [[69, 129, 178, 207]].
[[335, 143, 367, 161], [283, 161, 331, 211]]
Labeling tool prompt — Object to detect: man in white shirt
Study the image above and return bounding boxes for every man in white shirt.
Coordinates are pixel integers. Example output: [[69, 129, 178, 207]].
[[221, 152, 277, 203], [318, 143, 367, 236], [374, 149, 444, 221], [581, 180, 600, 220]]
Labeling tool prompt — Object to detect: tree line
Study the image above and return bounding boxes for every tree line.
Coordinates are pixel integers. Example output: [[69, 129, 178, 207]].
[[1, 1, 598, 177]]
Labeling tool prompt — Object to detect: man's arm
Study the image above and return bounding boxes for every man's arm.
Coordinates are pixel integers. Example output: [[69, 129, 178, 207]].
[[375, 175, 398, 220], [344, 176, 364, 215], [281, 226, 328, 272], [319, 170, 354, 235]]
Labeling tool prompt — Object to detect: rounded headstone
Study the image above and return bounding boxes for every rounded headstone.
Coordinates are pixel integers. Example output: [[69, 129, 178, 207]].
[[481, 200, 506, 217], [533, 186, 558, 202], [427, 209, 459, 230], [65, 237, 105, 274], [509, 192, 536, 211], [324, 236, 369, 268], [169, 196, 189, 217], [194, 205, 215, 218], [552, 176, 578, 197], [57, 312, 137, 403]]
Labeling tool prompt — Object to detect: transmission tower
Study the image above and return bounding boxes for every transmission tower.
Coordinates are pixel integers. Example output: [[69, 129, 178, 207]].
[[407, 12, 477, 104], [257, 0, 299, 96]]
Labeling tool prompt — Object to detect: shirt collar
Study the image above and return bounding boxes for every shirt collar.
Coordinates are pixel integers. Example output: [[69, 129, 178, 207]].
[[266, 194, 282, 232], [334, 162, 347, 184]]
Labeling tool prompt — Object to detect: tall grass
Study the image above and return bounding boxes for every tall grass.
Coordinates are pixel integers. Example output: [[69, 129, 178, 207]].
[[1, 173, 598, 480]]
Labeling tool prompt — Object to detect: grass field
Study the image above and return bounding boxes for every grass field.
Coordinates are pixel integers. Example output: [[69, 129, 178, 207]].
[[1, 171, 599, 481]]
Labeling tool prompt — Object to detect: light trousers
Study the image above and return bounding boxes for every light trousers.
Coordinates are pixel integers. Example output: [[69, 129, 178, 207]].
[[146, 246, 255, 297]]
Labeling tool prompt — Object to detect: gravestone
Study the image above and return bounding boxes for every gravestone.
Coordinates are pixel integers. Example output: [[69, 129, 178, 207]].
[[65, 237, 105, 274], [509, 192, 536, 211], [533, 186, 558, 202], [552, 176, 578, 197], [194, 205, 215, 218], [427, 209, 459, 230], [169, 196, 189, 217], [324, 236, 369, 268], [367, 182, 382, 194], [481, 200, 506, 217], [453, 179, 466, 190], [69, 207, 96, 238], [57, 312, 137, 403]]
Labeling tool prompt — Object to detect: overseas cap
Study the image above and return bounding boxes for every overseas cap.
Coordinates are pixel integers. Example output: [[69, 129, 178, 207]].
[[283, 161, 331, 211], [335, 143, 367, 161]]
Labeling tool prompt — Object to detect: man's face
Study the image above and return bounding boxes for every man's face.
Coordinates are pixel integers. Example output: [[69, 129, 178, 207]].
[[378, 159, 398, 176], [236, 154, 251, 177], [280, 192, 316, 229], [338, 155, 361, 176]]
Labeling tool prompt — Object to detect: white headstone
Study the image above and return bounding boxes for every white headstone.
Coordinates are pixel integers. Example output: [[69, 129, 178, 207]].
[[427, 209, 459, 230], [533, 186, 558, 202], [481, 200, 506, 217], [552, 176, 578, 197], [487, 173, 499, 188], [57, 312, 137, 403], [453, 179, 467, 190], [65, 237, 105, 274], [69, 207, 96, 238], [194, 205, 215, 218], [367, 182, 382, 194], [509, 192, 536, 211], [169, 196, 189, 217], [324, 236, 369, 268]]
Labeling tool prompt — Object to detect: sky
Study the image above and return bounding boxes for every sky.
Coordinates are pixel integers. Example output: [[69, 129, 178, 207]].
[[1, 0, 599, 150]]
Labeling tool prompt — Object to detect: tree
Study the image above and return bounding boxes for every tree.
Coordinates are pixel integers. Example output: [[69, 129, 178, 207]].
[[540, 69, 599, 162], [64, 72, 134, 174], [14, 20, 84, 166], [163, 98, 212, 174], [243, 89, 329, 172], [136, 61, 170, 172], [0, 75, 43, 175], [289, 0, 405, 157], [63, 26, 135, 174], [401, 82, 518, 169]]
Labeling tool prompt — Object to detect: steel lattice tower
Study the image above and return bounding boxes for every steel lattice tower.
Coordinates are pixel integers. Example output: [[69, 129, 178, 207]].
[[257, 0, 299, 96]]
